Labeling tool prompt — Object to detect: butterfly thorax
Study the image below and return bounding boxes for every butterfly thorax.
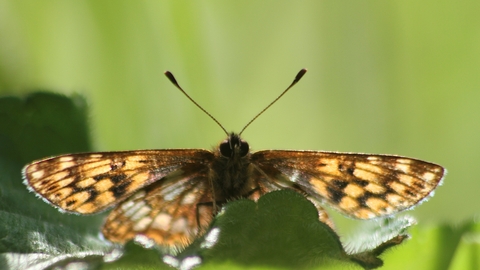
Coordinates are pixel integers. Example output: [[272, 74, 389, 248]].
[[211, 133, 253, 200]]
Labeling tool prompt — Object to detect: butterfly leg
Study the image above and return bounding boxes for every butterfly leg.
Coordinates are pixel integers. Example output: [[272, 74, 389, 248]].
[[194, 200, 221, 232], [306, 197, 336, 230]]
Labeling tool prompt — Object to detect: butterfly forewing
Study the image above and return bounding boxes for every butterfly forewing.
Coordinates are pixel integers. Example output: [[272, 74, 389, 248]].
[[102, 163, 214, 247], [23, 150, 214, 214], [251, 150, 444, 219]]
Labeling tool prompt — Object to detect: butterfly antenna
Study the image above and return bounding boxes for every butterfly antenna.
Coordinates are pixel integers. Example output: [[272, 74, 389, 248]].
[[164, 71, 229, 136], [239, 68, 307, 135]]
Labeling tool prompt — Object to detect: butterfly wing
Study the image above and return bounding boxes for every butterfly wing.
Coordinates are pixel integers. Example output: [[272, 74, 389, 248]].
[[102, 162, 214, 247], [251, 150, 445, 219], [23, 150, 214, 215], [248, 157, 335, 228]]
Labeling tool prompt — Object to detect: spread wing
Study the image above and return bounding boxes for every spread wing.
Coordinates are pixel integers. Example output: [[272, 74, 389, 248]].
[[102, 163, 214, 247], [251, 150, 445, 219], [22, 150, 214, 215]]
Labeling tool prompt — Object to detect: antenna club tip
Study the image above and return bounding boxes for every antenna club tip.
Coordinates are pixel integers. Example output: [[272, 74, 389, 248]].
[[164, 71, 178, 84], [295, 68, 308, 81]]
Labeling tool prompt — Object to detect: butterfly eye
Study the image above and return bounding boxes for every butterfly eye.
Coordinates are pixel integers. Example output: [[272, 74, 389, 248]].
[[219, 140, 232, 157], [219, 135, 249, 158], [239, 141, 249, 156]]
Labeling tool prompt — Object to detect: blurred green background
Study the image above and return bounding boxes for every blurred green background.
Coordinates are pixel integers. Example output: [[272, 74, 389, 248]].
[[0, 1, 478, 233]]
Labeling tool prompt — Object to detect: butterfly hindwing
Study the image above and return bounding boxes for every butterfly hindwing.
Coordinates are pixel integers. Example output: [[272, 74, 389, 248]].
[[102, 162, 214, 247], [249, 161, 336, 229]]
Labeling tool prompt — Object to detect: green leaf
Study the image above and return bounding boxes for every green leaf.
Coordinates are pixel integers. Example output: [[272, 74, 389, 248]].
[[184, 190, 350, 269], [0, 93, 110, 269], [449, 221, 480, 270]]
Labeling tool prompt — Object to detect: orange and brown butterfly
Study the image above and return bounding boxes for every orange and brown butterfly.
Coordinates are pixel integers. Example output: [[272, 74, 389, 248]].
[[23, 69, 445, 249]]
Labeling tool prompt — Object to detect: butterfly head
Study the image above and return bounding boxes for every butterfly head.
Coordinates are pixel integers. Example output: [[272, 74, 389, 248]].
[[219, 133, 249, 158]]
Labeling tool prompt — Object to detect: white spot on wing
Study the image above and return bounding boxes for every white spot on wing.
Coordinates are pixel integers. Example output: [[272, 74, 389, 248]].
[[422, 171, 436, 182], [159, 170, 187, 201], [181, 192, 197, 205], [123, 201, 146, 218], [171, 217, 188, 233], [121, 191, 146, 211], [59, 156, 74, 162], [395, 163, 410, 174], [58, 161, 75, 171], [290, 171, 300, 183], [396, 158, 412, 164], [151, 213, 172, 231], [130, 205, 151, 221], [133, 217, 153, 231], [31, 170, 45, 179]]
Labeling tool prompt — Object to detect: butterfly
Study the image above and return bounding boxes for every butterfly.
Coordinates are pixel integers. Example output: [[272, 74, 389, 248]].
[[23, 69, 445, 248]]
